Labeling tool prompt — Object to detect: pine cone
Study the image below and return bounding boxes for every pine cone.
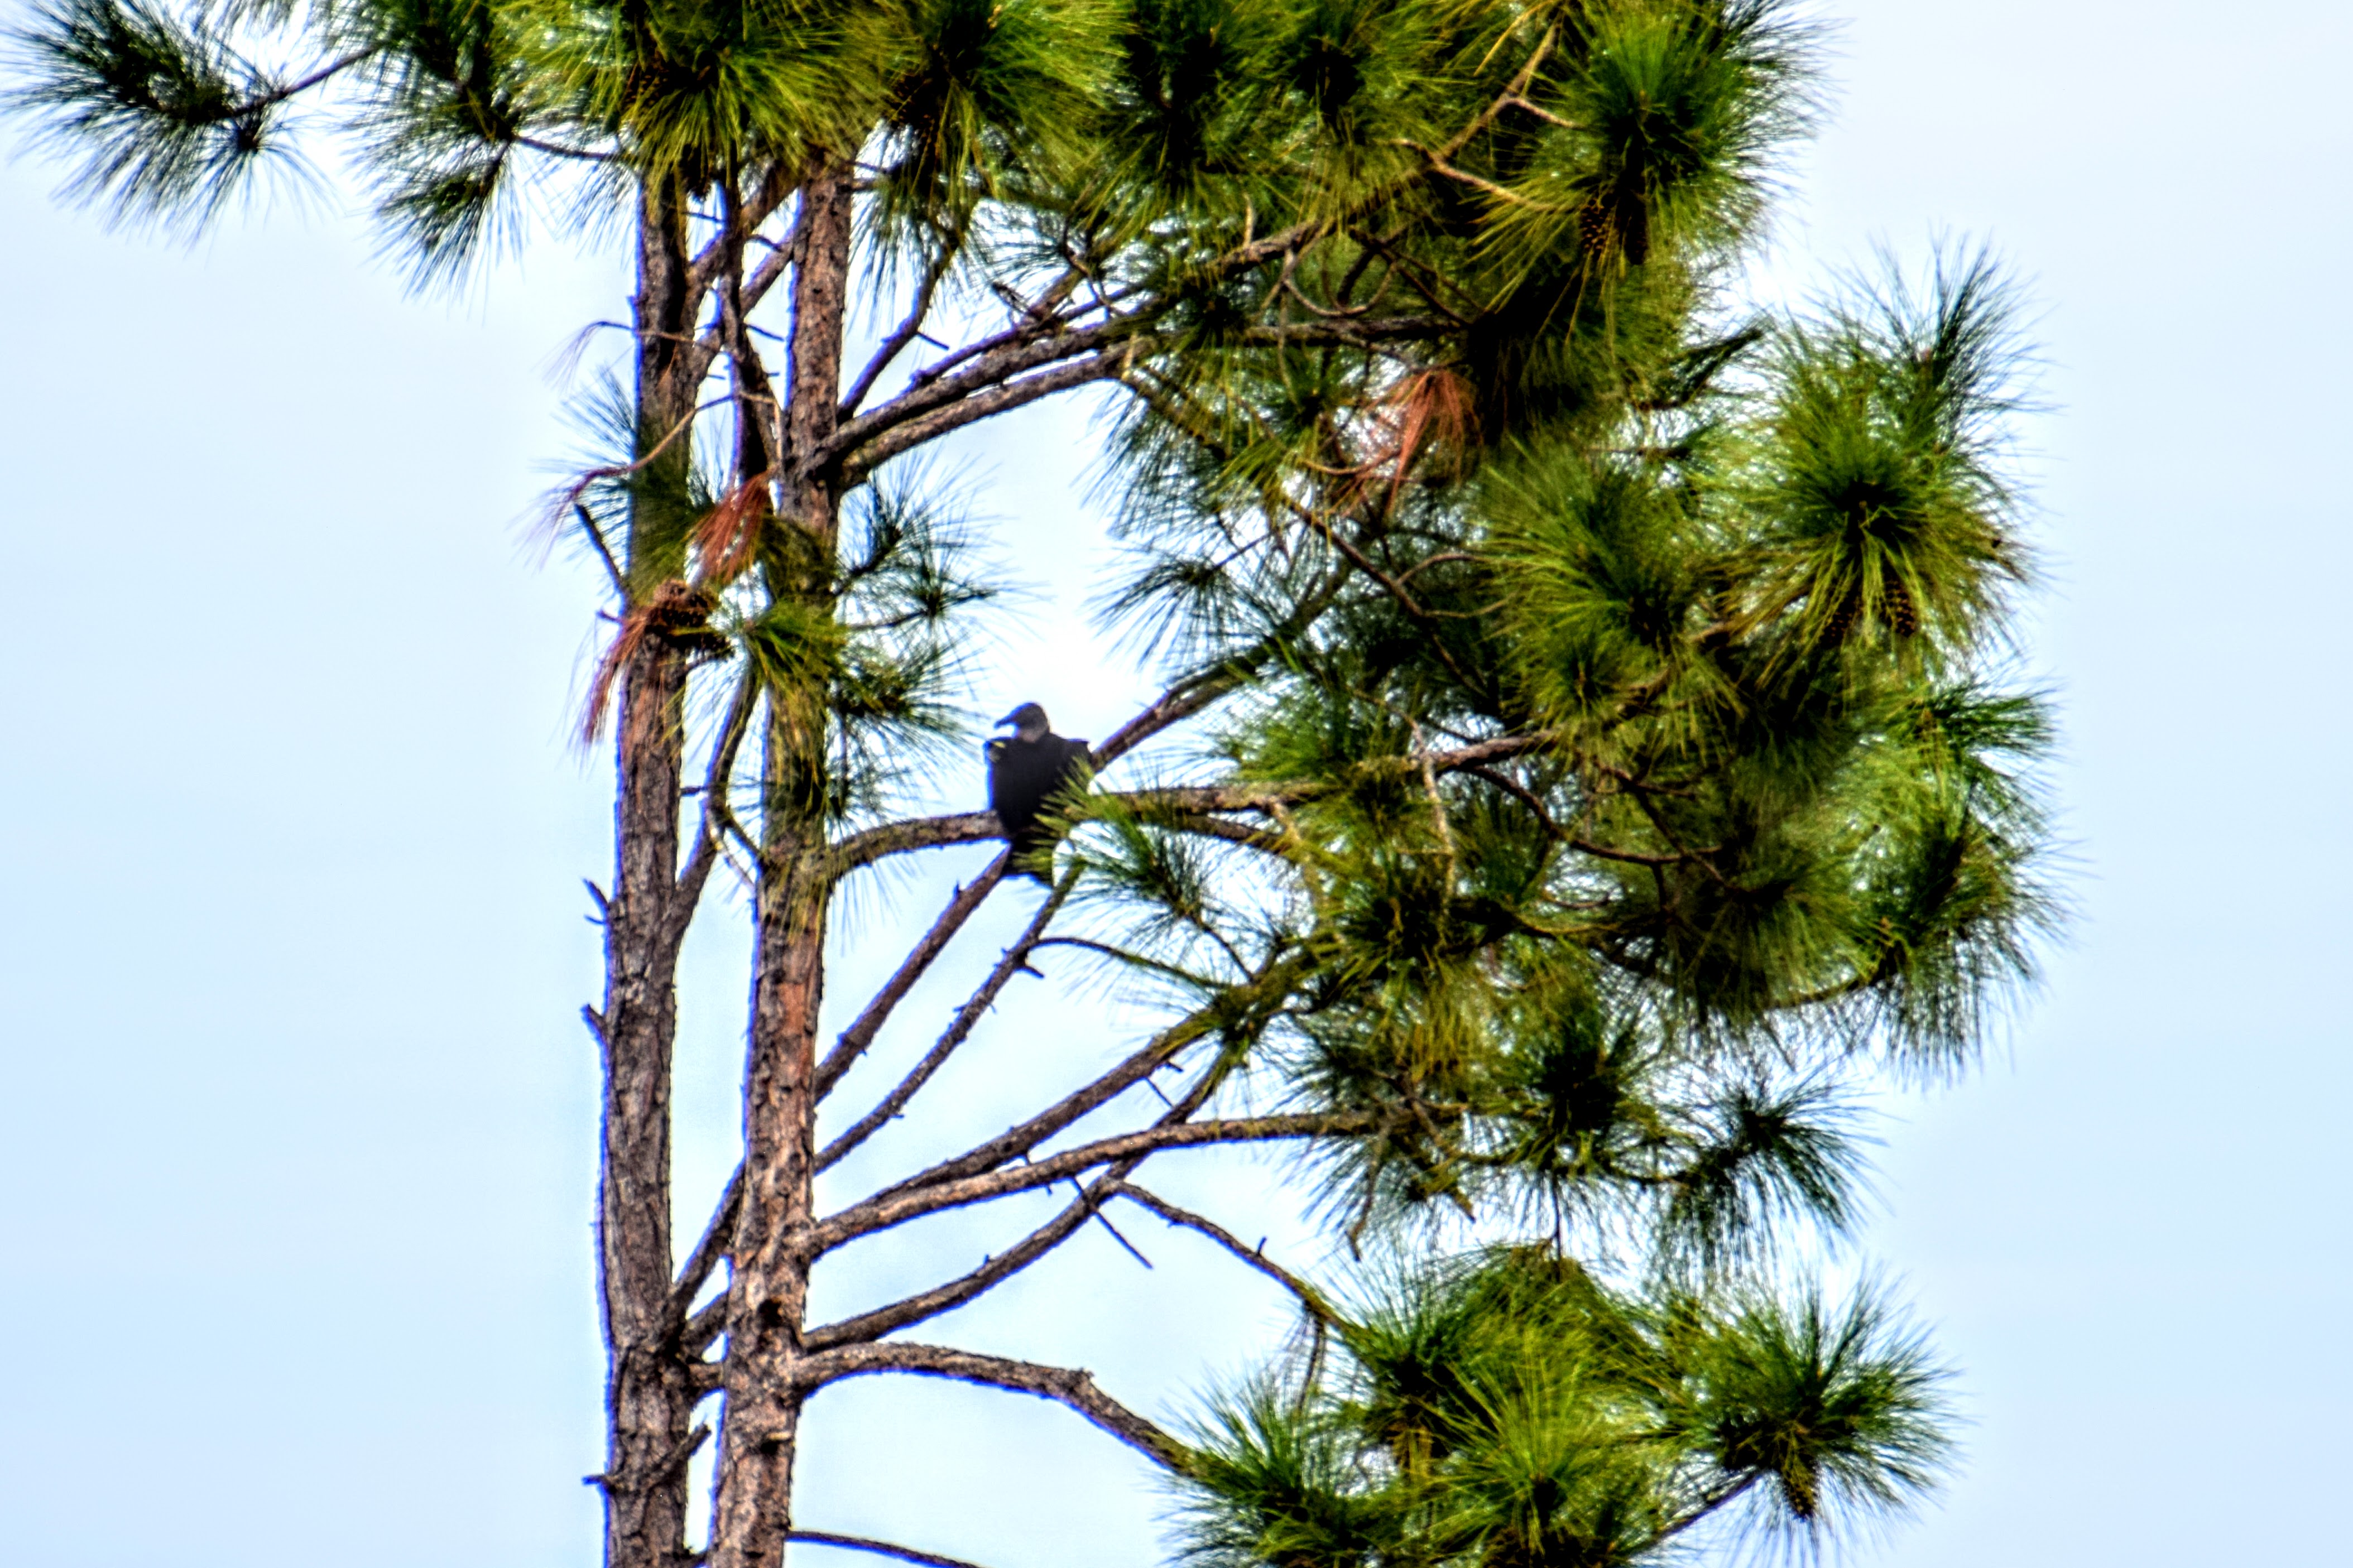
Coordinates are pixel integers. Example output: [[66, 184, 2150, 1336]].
[[1884, 575, 1920, 637], [1578, 198, 1614, 258]]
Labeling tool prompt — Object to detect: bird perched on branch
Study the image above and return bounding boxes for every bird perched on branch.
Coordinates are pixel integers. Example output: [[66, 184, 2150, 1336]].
[[986, 702, 1089, 882]]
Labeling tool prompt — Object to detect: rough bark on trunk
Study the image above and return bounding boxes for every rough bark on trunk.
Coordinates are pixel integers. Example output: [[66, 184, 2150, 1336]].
[[597, 175, 706, 1568], [707, 864, 825, 1568], [708, 157, 857, 1568], [598, 642, 698, 1568]]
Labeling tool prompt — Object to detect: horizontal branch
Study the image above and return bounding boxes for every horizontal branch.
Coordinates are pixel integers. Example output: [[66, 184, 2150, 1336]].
[[835, 733, 1551, 872], [786, 1532, 995, 1568], [798, 1343, 1188, 1469], [829, 586, 1348, 872], [832, 811, 998, 872], [1154, 809, 1287, 853], [810, 1110, 1374, 1254]]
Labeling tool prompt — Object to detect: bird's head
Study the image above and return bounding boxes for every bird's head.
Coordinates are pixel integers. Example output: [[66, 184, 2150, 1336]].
[[996, 702, 1050, 743]]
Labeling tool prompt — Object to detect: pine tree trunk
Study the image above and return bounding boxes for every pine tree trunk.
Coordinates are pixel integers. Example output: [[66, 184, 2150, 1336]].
[[706, 864, 825, 1568], [598, 176, 705, 1568], [708, 157, 856, 1568]]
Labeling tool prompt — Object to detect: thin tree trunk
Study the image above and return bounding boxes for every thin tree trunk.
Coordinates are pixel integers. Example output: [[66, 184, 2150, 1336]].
[[708, 157, 857, 1568], [598, 175, 705, 1568], [707, 864, 825, 1568]]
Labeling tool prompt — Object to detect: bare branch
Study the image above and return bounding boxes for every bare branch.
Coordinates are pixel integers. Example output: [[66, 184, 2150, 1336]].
[[688, 162, 800, 302], [809, 1048, 1228, 1350], [667, 1166, 742, 1329], [1108, 1183, 1334, 1321], [1566, 836, 1718, 868], [787, 1532, 997, 1568], [674, 674, 759, 931], [851, 955, 1304, 1209], [685, 1290, 730, 1358], [810, 1110, 1375, 1254], [829, 316, 1450, 484], [813, 853, 1013, 1100], [841, 230, 966, 417], [841, 353, 1132, 485], [804, 1177, 1102, 1350], [796, 1343, 1188, 1469], [830, 810, 1000, 873], [824, 321, 1136, 474], [573, 503, 626, 595], [516, 134, 612, 163], [899, 283, 1134, 392], [1088, 564, 1352, 767], [818, 868, 1077, 1170], [1155, 810, 1287, 854]]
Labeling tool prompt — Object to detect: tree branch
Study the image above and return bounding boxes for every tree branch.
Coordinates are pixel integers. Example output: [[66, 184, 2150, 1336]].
[[810, 1110, 1375, 1254], [828, 315, 1450, 485], [804, 1176, 1103, 1351], [831, 734, 1549, 873], [830, 811, 1000, 872], [796, 1343, 1189, 1469], [813, 853, 1013, 1100], [1107, 1182, 1336, 1321], [673, 674, 759, 932], [852, 952, 1307, 1209], [829, 573, 1348, 867], [818, 867, 1077, 1170], [666, 1166, 742, 1329], [824, 321, 1137, 474], [840, 229, 966, 417], [809, 1049, 1230, 1350], [688, 161, 799, 303], [841, 353, 1133, 485], [786, 1532, 997, 1568]]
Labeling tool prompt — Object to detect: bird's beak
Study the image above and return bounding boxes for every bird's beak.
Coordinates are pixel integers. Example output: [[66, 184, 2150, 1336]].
[[994, 710, 1020, 728]]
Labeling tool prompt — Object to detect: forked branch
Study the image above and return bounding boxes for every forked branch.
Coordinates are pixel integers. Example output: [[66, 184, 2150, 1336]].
[[808, 1050, 1230, 1350], [818, 866, 1077, 1169], [813, 852, 1014, 1100]]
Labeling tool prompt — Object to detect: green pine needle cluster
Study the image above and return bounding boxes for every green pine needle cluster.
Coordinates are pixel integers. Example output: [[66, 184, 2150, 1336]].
[[1180, 1252, 1950, 1566]]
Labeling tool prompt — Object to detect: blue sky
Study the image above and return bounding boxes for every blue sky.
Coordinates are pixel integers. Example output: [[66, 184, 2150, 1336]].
[[3, 1, 2348, 1563]]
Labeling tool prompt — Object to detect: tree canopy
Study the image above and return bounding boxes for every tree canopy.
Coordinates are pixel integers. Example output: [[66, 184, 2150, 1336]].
[[4, 1, 2058, 1564]]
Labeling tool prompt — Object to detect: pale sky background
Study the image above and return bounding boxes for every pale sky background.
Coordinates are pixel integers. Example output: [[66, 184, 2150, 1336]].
[[3, 1, 2349, 1563]]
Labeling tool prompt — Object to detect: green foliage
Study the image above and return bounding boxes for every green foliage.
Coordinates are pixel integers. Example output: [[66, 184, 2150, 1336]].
[[4, 0, 315, 227], [1176, 1251, 1952, 1565]]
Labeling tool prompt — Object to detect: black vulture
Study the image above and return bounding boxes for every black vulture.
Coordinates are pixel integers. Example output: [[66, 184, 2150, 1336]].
[[986, 702, 1089, 881]]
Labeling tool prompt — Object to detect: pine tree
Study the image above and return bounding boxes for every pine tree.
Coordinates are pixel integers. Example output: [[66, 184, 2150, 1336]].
[[5, 3, 2056, 1566]]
